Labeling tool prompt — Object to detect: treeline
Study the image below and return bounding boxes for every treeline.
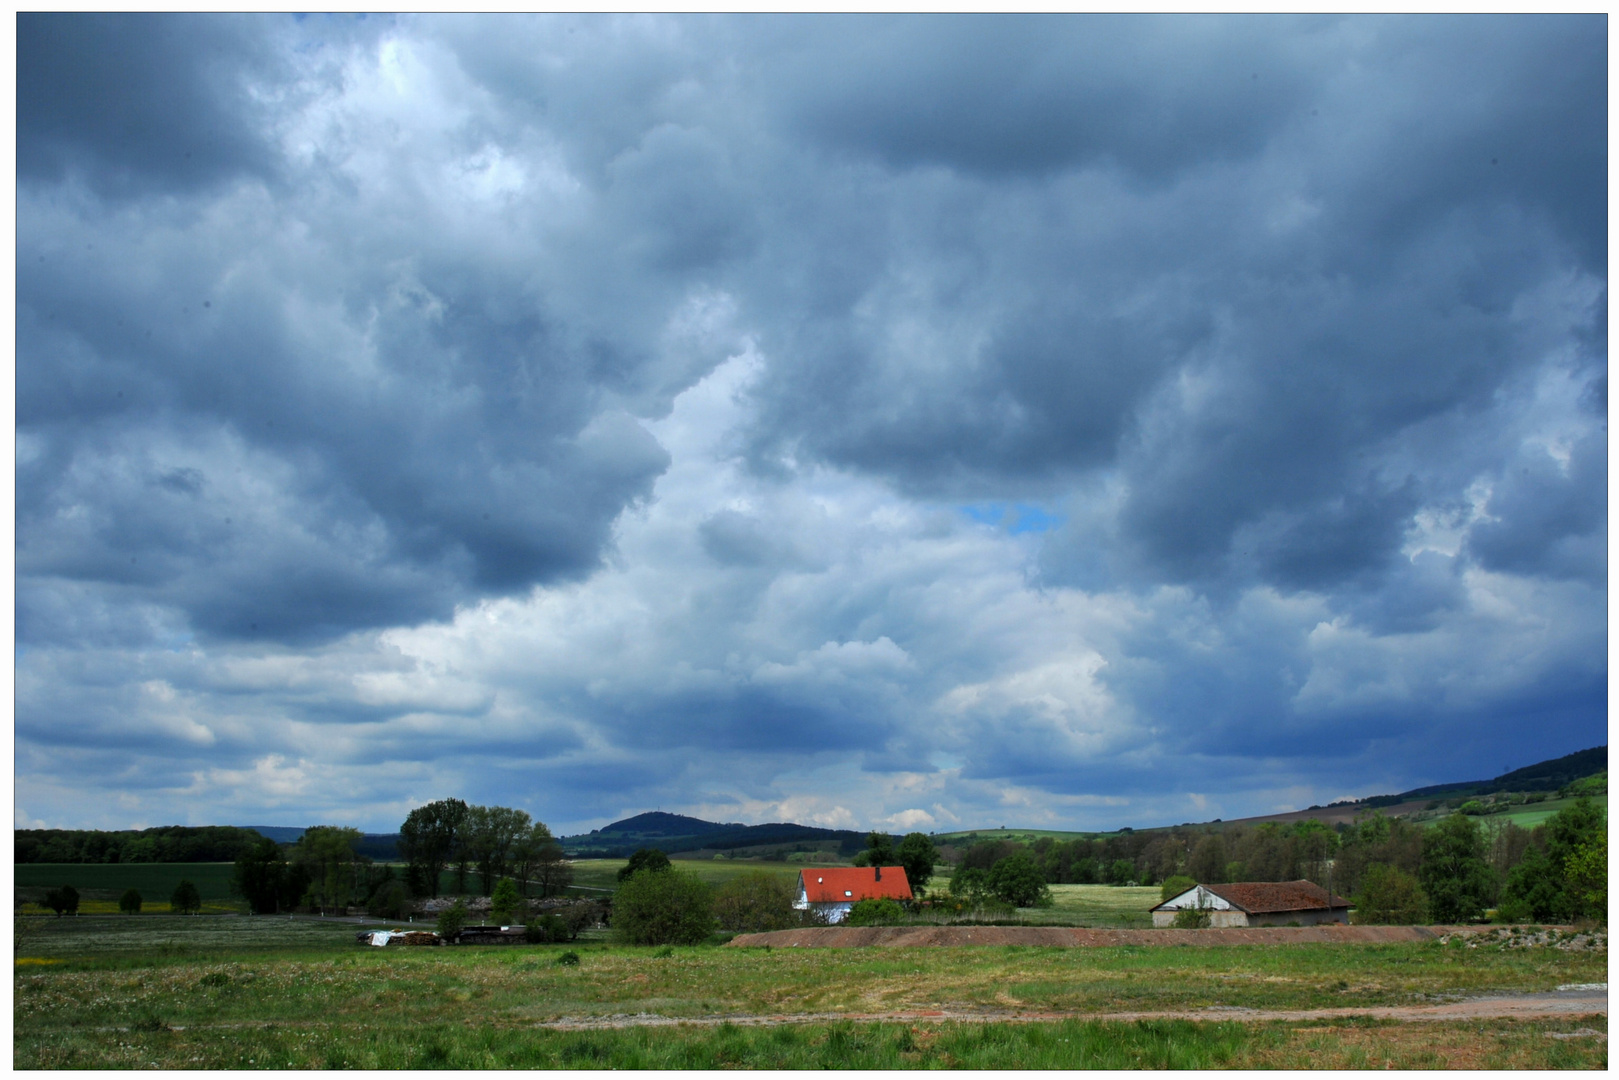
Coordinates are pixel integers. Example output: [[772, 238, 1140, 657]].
[[941, 797, 1606, 924], [16, 826, 265, 865], [230, 801, 573, 916], [397, 799, 571, 900]]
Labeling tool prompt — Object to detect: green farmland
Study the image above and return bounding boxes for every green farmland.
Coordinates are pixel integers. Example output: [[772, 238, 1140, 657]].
[[16, 863, 241, 905], [12, 915, 1607, 1069]]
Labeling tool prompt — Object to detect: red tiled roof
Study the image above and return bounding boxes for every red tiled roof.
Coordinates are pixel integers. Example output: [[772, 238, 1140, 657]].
[[799, 867, 913, 904], [1200, 880, 1350, 914]]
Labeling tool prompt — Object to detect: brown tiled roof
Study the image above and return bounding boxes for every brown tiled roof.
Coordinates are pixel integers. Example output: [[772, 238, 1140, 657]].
[[799, 867, 913, 903], [1202, 880, 1350, 914]]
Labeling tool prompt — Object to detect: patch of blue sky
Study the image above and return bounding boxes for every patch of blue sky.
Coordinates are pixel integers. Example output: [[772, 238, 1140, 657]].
[[960, 502, 1064, 535]]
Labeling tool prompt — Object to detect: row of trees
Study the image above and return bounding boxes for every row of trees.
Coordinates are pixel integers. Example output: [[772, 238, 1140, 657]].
[[1350, 798, 1605, 924], [17, 826, 267, 865], [940, 797, 1606, 925], [397, 799, 572, 899], [37, 881, 202, 916]]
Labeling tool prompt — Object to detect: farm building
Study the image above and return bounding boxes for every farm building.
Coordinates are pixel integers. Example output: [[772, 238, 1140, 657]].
[[794, 866, 912, 923], [1150, 880, 1351, 928]]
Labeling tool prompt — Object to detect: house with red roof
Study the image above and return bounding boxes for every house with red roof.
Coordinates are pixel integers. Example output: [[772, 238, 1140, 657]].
[[1150, 880, 1351, 928], [794, 866, 913, 923]]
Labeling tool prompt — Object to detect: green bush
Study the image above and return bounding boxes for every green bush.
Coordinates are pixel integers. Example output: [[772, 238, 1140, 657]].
[[556, 950, 580, 966], [1171, 906, 1211, 929], [843, 898, 904, 926], [525, 914, 570, 944], [490, 878, 525, 924], [1352, 864, 1427, 925], [367, 882, 411, 920], [118, 888, 143, 915], [712, 871, 799, 932], [617, 849, 672, 882], [611, 868, 715, 946], [1457, 801, 1486, 816], [436, 899, 469, 940]]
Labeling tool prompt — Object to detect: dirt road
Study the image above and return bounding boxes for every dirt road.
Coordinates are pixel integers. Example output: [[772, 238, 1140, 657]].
[[530, 986, 1608, 1031]]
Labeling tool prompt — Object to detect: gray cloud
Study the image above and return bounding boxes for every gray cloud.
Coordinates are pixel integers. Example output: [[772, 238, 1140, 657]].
[[15, 15, 1606, 833]]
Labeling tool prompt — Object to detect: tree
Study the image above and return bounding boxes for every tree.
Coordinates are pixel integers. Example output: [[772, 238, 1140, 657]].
[[491, 878, 525, 924], [1353, 864, 1428, 925], [1564, 832, 1606, 922], [367, 880, 411, 921], [712, 871, 799, 932], [1160, 875, 1196, 903], [617, 848, 671, 882], [171, 879, 202, 915], [1419, 813, 1495, 923], [119, 889, 143, 915], [1499, 798, 1608, 923], [43, 885, 79, 916], [398, 798, 468, 899], [611, 868, 715, 945], [1105, 858, 1136, 885], [464, 805, 533, 895], [988, 851, 1052, 907], [291, 827, 366, 914], [232, 836, 292, 915], [851, 831, 897, 868], [949, 865, 991, 902], [895, 833, 939, 897], [512, 822, 571, 898]]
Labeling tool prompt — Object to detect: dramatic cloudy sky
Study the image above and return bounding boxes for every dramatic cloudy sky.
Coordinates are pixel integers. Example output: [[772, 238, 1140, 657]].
[[15, 14, 1607, 835]]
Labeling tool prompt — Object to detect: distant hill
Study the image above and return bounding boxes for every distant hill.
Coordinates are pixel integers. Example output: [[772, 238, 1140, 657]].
[[561, 812, 869, 858]]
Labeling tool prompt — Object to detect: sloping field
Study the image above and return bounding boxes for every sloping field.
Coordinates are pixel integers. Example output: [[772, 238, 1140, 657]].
[[728, 924, 1498, 948]]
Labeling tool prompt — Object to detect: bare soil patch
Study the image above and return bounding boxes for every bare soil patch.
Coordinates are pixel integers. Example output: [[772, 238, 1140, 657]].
[[727, 924, 1504, 948]]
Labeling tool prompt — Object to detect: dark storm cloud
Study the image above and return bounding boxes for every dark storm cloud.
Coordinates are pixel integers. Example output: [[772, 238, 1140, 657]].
[[18, 13, 288, 194], [15, 15, 1606, 831]]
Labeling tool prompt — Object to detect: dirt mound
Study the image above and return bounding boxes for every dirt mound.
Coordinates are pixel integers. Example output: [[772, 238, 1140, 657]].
[[726, 924, 1511, 948]]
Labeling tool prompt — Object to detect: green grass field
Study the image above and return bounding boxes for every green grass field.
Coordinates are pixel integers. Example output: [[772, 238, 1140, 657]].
[[12, 915, 1606, 1069], [1480, 795, 1608, 831], [16, 863, 242, 905]]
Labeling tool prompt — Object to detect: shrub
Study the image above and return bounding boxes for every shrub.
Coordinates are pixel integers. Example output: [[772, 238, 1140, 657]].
[[490, 878, 525, 924], [843, 898, 904, 926], [617, 849, 671, 882], [1160, 875, 1196, 903], [712, 871, 798, 932], [525, 914, 570, 944], [170, 880, 201, 916], [436, 899, 469, 940], [1171, 906, 1211, 929], [1457, 801, 1486, 816], [611, 868, 715, 946], [118, 888, 143, 915], [556, 950, 580, 966], [1353, 864, 1428, 925], [367, 882, 411, 920]]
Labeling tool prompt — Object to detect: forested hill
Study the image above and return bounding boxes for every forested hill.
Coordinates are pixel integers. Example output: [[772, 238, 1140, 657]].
[[560, 812, 868, 858], [15, 825, 266, 864], [1357, 745, 1607, 807]]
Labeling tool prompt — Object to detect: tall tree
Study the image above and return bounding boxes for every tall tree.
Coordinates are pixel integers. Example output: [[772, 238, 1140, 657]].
[[512, 822, 571, 898], [1419, 813, 1496, 923], [398, 798, 468, 898], [851, 831, 897, 868], [291, 826, 366, 914], [895, 832, 939, 895], [465, 805, 532, 894], [232, 836, 293, 915]]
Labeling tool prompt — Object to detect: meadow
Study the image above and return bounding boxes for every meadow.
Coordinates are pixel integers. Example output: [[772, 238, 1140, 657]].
[[16, 863, 244, 915], [13, 915, 1606, 1069]]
